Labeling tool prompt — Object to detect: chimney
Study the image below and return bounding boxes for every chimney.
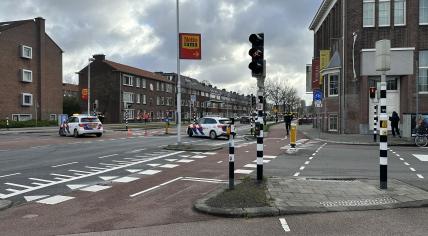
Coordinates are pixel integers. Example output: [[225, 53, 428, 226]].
[[93, 54, 106, 61]]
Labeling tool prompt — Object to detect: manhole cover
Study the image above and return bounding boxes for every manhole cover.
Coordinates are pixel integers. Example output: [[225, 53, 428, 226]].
[[320, 197, 398, 207]]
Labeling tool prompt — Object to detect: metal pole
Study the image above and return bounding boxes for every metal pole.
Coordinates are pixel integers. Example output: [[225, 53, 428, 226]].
[[6, 117, 9, 131], [176, 0, 182, 144], [88, 60, 91, 115], [379, 72, 388, 189], [229, 118, 235, 189], [373, 104, 378, 142], [256, 79, 264, 182], [416, 58, 419, 123]]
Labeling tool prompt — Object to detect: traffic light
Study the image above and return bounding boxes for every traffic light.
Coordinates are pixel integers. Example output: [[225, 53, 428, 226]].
[[369, 87, 377, 99], [248, 33, 264, 76]]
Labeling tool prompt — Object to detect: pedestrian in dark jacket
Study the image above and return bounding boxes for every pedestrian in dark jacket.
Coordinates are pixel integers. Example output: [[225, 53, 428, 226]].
[[389, 111, 401, 138], [284, 113, 293, 135]]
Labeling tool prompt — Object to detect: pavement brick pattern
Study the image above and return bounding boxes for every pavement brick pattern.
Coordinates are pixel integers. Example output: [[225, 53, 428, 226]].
[[267, 177, 428, 213]]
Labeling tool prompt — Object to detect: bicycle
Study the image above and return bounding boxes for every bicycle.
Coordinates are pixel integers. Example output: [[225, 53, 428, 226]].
[[414, 127, 428, 147]]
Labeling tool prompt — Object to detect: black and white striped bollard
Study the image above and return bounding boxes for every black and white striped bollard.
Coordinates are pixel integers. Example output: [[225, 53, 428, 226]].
[[256, 92, 264, 181], [379, 76, 388, 189], [373, 104, 378, 142], [229, 118, 235, 189]]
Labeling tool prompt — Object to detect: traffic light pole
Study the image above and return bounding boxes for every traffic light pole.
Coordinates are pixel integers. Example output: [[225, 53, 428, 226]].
[[176, 0, 182, 144], [256, 76, 265, 182]]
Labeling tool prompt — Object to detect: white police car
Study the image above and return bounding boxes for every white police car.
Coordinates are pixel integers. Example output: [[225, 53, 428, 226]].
[[59, 114, 103, 137], [187, 117, 232, 139]]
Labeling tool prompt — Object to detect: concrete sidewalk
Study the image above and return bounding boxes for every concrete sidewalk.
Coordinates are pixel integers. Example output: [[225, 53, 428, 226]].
[[298, 124, 414, 146]]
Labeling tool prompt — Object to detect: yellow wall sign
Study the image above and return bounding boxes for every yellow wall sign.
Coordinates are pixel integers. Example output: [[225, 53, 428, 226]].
[[319, 50, 330, 85]]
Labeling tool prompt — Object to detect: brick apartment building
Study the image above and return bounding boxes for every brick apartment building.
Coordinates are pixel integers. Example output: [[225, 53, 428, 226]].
[[0, 17, 63, 121], [63, 83, 79, 98], [309, 0, 428, 134], [156, 72, 252, 119], [78, 54, 176, 123]]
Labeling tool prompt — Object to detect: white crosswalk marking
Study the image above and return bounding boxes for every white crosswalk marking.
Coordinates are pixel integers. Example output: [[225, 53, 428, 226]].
[[139, 170, 162, 175], [234, 169, 253, 174], [113, 177, 139, 183], [413, 154, 428, 161], [159, 164, 179, 168], [36, 195, 74, 205], [80, 185, 111, 192]]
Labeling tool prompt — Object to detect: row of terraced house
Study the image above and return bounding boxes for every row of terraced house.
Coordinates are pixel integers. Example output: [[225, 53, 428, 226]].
[[0, 17, 252, 123]]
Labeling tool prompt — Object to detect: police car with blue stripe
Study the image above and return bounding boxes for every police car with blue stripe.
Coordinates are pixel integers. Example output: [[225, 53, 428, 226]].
[[187, 117, 232, 139]]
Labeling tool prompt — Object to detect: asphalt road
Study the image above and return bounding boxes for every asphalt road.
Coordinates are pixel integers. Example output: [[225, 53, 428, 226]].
[[0, 123, 427, 235]]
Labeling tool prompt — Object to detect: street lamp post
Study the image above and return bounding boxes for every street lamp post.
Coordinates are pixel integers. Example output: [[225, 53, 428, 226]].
[[88, 58, 95, 115]]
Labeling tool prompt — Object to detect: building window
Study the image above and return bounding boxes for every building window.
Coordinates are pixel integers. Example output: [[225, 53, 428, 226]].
[[328, 114, 338, 131], [161, 97, 165, 105], [379, 0, 391, 26], [12, 114, 32, 121], [157, 96, 160, 105], [156, 81, 160, 91], [419, 51, 428, 93], [50, 114, 57, 121], [328, 74, 339, 96], [363, 0, 375, 27], [123, 92, 134, 103], [123, 74, 133, 86], [21, 93, 33, 106], [21, 69, 32, 82], [161, 83, 165, 92], [394, 0, 406, 25], [136, 94, 141, 104], [142, 94, 147, 104], [421, 0, 428, 24], [20, 45, 32, 59], [135, 77, 141, 87], [142, 79, 147, 88], [150, 83, 154, 91]]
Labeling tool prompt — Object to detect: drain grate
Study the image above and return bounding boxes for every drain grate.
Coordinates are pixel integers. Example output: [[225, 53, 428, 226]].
[[320, 197, 398, 207]]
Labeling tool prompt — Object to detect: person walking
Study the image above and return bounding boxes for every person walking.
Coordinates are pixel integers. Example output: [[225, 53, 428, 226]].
[[284, 112, 293, 135], [389, 111, 401, 138]]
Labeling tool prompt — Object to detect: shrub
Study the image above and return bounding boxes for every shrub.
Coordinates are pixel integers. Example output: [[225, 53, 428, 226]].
[[0, 119, 57, 129]]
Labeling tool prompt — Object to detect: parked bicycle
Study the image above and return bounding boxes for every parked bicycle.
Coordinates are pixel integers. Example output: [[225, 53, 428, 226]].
[[414, 127, 428, 147]]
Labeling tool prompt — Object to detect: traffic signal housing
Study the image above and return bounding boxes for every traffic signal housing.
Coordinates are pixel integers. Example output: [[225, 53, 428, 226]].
[[248, 33, 264, 77], [369, 87, 377, 99]]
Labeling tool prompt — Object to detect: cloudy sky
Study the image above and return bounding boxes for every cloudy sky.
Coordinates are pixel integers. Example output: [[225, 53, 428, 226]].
[[0, 0, 322, 101]]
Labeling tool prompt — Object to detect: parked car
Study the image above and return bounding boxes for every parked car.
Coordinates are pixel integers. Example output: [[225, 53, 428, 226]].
[[240, 116, 251, 124], [59, 114, 103, 137], [187, 117, 233, 139]]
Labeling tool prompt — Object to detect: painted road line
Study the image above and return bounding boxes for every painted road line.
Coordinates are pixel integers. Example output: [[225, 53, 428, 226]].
[[244, 164, 257, 168], [404, 162, 410, 166], [139, 170, 162, 175], [309, 156, 314, 160], [127, 148, 146, 153], [24, 195, 49, 202], [99, 163, 122, 167], [181, 178, 227, 184], [279, 218, 291, 232], [399, 158, 404, 161], [264, 155, 277, 159], [53, 177, 68, 181], [135, 155, 149, 158], [126, 169, 142, 173], [99, 176, 118, 181], [413, 154, 428, 161], [69, 170, 94, 174], [252, 160, 270, 163], [417, 174, 424, 179], [124, 158, 143, 161], [98, 154, 119, 159], [4, 183, 32, 189], [0, 173, 21, 179], [410, 167, 416, 172], [66, 184, 87, 190], [183, 177, 227, 182], [31, 182, 46, 186], [179, 155, 190, 158], [293, 172, 300, 177], [159, 164, 179, 168], [28, 178, 55, 183], [165, 159, 178, 162], [189, 155, 207, 159], [130, 177, 183, 197], [299, 166, 305, 170], [50, 173, 74, 178], [6, 188, 21, 193], [234, 169, 254, 174], [36, 195, 74, 205], [112, 176, 139, 183], [192, 152, 202, 154], [203, 152, 217, 155], [0, 151, 184, 199], [80, 185, 111, 192], [112, 160, 134, 164], [312, 153, 316, 156], [147, 163, 161, 167], [51, 162, 78, 168], [177, 159, 194, 163], [304, 161, 310, 165], [217, 161, 223, 163], [85, 166, 109, 170]]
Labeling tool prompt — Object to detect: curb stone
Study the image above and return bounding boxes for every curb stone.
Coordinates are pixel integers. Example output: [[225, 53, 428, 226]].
[[0, 200, 12, 211]]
